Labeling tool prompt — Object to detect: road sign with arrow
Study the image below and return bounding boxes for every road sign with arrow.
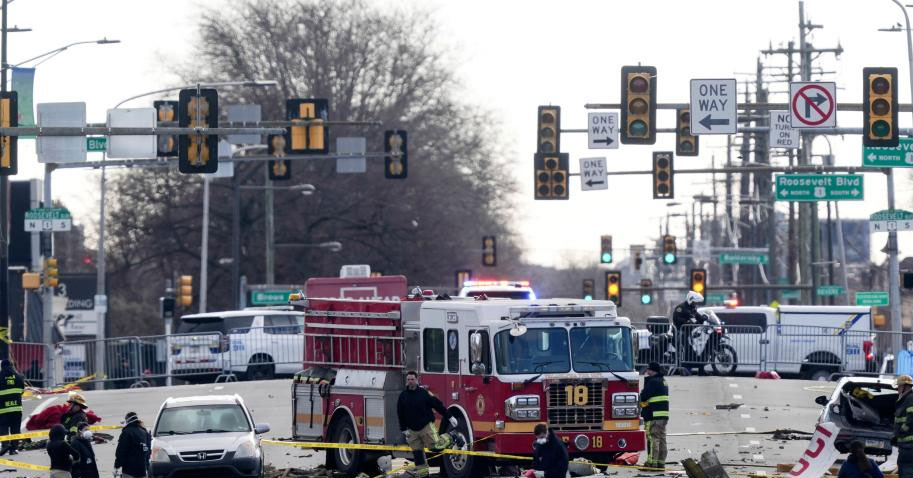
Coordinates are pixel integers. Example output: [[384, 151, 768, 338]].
[[790, 82, 836, 128], [587, 112, 618, 149], [690, 79, 737, 135], [579, 157, 608, 191]]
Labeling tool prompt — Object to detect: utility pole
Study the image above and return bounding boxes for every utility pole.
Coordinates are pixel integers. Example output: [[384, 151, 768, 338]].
[[265, 169, 274, 285], [0, 0, 8, 362], [755, 57, 777, 305], [738, 81, 752, 303]]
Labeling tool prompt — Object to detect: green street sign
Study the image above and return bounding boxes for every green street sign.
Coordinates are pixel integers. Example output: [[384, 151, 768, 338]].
[[87, 136, 107, 152], [870, 209, 913, 221], [24, 207, 71, 221], [863, 137, 913, 167], [250, 290, 292, 305], [706, 293, 728, 303], [781, 289, 801, 300], [719, 252, 769, 265], [775, 174, 864, 202], [816, 285, 845, 297], [855, 291, 889, 306]]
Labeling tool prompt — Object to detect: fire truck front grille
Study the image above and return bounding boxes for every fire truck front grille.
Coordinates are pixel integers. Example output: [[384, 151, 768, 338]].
[[547, 381, 604, 431]]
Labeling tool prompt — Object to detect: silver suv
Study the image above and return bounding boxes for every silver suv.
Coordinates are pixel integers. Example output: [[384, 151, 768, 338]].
[[149, 394, 270, 478]]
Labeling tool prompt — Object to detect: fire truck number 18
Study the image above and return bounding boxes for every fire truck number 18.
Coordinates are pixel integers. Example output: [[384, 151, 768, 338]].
[[564, 385, 589, 406]]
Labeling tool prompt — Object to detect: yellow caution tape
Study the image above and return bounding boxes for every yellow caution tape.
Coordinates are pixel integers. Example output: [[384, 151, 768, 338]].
[[262, 439, 532, 461], [0, 457, 49, 471], [0, 424, 122, 442]]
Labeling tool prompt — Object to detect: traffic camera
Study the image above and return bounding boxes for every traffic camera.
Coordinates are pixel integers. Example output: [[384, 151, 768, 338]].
[[653, 152, 674, 199], [690, 268, 707, 295], [178, 88, 219, 174], [600, 235, 613, 264], [0, 91, 18, 176], [675, 107, 698, 156], [384, 130, 408, 179], [44, 257, 58, 288], [640, 278, 653, 305], [534, 152, 569, 200], [267, 134, 291, 180], [178, 274, 193, 307], [605, 271, 621, 306], [153, 100, 179, 157], [287, 98, 329, 154], [863, 67, 898, 147], [537, 106, 560, 153], [662, 235, 677, 264], [482, 236, 497, 267], [620, 65, 656, 144], [582, 279, 595, 301]]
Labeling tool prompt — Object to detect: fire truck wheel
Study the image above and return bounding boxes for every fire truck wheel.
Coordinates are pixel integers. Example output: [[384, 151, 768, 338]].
[[442, 414, 488, 478], [328, 417, 364, 476]]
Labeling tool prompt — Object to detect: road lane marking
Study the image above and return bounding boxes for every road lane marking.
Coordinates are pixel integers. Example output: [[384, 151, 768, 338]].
[[733, 394, 743, 400], [745, 427, 757, 432], [741, 414, 751, 419], [749, 440, 761, 446], [753, 454, 765, 461], [729, 383, 739, 388]]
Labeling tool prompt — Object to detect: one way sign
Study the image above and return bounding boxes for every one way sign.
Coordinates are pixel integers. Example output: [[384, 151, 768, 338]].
[[690, 79, 737, 135], [588, 112, 618, 149], [579, 157, 607, 191]]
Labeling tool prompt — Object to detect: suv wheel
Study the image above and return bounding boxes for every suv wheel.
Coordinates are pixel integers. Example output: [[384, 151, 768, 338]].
[[247, 356, 275, 381]]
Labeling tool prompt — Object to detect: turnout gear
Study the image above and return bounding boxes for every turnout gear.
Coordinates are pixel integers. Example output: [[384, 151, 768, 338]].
[[0, 360, 23, 454], [641, 369, 669, 470]]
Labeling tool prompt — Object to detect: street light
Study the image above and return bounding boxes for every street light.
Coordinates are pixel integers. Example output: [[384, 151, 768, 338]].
[[6, 38, 120, 71], [275, 241, 343, 253]]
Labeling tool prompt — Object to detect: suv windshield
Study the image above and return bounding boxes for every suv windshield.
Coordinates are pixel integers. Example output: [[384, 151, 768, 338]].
[[155, 404, 250, 436], [570, 327, 633, 372], [176, 316, 254, 334], [494, 326, 633, 374]]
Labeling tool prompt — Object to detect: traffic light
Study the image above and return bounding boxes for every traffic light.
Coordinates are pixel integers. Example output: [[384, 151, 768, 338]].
[[605, 271, 621, 306], [455, 270, 472, 289], [620, 65, 656, 144], [903, 271, 913, 289], [384, 130, 408, 179], [690, 268, 707, 295], [537, 106, 560, 153], [534, 152, 569, 200], [287, 98, 329, 154], [43, 257, 58, 288], [863, 67, 898, 147], [482, 236, 496, 267], [582, 279, 595, 301], [675, 107, 698, 156], [160, 296, 176, 320], [0, 91, 18, 176], [662, 235, 677, 264], [640, 278, 653, 305], [153, 100, 179, 157], [267, 134, 291, 181], [177, 274, 193, 308], [178, 88, 219, 174], [653, 152, 674, 199], [600, 235, 613, 264], [634, 250, 643, 271]]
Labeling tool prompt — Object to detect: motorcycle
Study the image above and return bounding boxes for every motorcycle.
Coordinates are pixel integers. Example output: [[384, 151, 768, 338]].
[[643, 311, 738, 376]]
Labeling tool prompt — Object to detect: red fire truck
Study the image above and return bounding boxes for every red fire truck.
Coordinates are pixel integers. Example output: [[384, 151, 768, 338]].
[[291, 295, 644, 477]]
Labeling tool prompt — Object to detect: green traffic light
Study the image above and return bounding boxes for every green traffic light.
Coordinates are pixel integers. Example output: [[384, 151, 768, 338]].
[[584, 295, 593, 301], [601, 252, 613, 263], [872, 120, 891, 138], [663, 252, 676, 264], [629, 119, 648, 137], [641, 294, 652, 305]]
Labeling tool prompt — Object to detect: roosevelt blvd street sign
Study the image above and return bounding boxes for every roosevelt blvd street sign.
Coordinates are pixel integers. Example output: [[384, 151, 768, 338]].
[[869, 209, 913, 233], [775, 174, 864, 201], [816, 285, 845, 297], [24, 207, 72, 232], [855, 291, 889, 306], [863, 137, 913, 167]]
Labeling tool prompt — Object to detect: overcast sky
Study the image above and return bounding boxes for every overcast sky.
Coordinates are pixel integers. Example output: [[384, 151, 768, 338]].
[[8, 0, 913, 272]]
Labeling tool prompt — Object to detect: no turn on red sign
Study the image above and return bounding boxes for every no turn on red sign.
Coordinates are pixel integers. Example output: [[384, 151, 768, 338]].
[[790, 82, 837, 128]]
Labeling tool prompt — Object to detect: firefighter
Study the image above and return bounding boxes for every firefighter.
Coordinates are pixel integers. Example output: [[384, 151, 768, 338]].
[[0, 359, 24, 455], [895, 375, 913, 478], [640, 361, 669, 471], [61, 394, 89, 438], [397, 370, 459, 478]]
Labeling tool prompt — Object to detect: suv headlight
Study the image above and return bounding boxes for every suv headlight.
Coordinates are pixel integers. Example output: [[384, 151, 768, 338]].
[[151, 446, 170, 463], [505, 395, 541, 421], [235, 440, 257, 459]]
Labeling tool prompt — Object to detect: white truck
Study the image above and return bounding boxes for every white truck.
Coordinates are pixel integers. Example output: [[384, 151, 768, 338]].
[[698, 305, 876, 380], [457, 280, 536, 300]]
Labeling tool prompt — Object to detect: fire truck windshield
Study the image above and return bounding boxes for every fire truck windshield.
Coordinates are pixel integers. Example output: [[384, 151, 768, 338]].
[[494, 326, 633, 374]]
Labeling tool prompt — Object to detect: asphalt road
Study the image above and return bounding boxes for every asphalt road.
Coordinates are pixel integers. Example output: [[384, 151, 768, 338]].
[[0, 376, 833, 478]]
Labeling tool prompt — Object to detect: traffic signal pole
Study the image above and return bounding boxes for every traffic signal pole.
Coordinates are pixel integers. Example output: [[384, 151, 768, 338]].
[[0, 0, 8, 362]]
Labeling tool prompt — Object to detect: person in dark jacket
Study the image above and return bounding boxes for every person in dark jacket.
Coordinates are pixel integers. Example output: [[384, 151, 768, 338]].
[[60, 394, 89, 438], [640, 361, 669, 471], [114, 412, 151, 478], [71, 422, 99, 478], [47, 424, 80, 478], [396, 370, 459, 477], [838, 441, 884, 478], [525, 423, 568, 478], [0, 359, 24, 455], [895, 375, 913, 478], [672, 291, 705, 374]]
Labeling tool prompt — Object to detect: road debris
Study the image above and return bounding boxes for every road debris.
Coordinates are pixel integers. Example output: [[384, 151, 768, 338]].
[[715, 403, 744, 410]]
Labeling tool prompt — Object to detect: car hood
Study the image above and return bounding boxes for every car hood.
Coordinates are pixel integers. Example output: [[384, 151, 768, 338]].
[[153, 432, 253, 453]]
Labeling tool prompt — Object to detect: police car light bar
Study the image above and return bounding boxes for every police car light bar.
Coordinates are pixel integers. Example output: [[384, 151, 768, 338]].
[[463, 280, 530, 288]]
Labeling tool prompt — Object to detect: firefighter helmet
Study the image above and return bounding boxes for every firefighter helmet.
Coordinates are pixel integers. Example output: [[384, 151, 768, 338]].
[[67, 393, 87, 407], [896, 375, 913, 387]]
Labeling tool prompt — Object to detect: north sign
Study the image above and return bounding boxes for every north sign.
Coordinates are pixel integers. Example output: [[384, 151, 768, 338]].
[[690, 79, 737, 135], [862, 137, 913, 167], [775, 174, 863, 202]]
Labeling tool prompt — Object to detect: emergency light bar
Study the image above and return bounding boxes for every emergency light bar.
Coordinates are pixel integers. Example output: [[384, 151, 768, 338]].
[[508, 303, 616, 318], [463, 280, 530, 288]]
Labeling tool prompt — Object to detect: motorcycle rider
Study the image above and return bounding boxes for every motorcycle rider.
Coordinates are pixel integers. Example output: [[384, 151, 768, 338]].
[[671, 291, 706, 375]]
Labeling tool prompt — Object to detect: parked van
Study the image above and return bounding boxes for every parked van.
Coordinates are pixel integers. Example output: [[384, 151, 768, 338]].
[[699, 305, 875, 380], [169, 308, 304, 382]]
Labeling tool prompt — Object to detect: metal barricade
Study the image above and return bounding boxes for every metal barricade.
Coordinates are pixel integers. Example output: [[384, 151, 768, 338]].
[[631, 319, 677, 371], [225, 325, 306, 380], [139, 332, 228, 384], [768, 324, 876, 378], [9, 342, 49, 386], [678, 323, 764, 375], [56, 336, 144, 389]]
